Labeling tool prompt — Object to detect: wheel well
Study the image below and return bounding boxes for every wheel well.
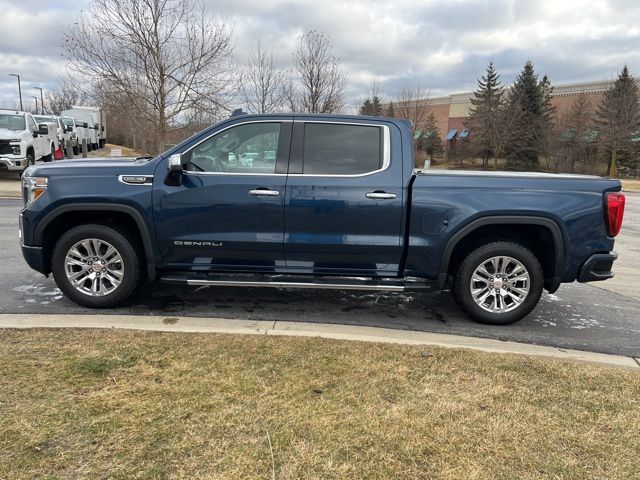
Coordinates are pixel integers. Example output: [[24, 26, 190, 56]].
[[447, 224, 557, 284], [41, 211, 147, 277]]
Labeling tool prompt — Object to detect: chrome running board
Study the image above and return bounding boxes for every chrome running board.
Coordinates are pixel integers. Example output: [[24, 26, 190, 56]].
[[160, 273, 431, 292]]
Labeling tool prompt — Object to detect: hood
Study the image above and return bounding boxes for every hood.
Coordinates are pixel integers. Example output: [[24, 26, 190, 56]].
[[0, 128, 24, 140], [23, 156, 155, 177]]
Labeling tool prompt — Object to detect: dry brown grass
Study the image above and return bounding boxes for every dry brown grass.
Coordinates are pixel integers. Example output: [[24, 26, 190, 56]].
[[101, 143, 141, 158], [1, 329, 639, 479], [621, 179, 640, 191]]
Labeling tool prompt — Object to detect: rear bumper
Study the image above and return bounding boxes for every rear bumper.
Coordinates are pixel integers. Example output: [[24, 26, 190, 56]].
[[577, 252, 617, 282], [21, 244, 47, 275]]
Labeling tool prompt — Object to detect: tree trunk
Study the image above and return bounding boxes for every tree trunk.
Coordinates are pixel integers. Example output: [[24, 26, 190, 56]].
[[609, 150, 618, 177]]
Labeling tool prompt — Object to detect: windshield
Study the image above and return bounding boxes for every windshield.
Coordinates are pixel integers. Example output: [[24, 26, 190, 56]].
[[0, 114, 26, 131], [61, 117, 75, 127], [34, 116, 52, 123]]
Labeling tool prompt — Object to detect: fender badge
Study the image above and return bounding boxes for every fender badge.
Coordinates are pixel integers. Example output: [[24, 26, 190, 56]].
[[174, 240, 223, 247]]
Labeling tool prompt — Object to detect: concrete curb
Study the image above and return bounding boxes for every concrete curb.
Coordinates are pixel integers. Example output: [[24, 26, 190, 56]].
[[1, 314, 637, 370]]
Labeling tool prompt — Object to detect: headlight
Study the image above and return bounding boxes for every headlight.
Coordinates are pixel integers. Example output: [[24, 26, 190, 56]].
[[22, 176, 48, 206]]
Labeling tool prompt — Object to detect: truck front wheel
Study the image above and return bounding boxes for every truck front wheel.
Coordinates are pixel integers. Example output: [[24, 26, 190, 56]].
[[452, 241, 543, 325], [51, 224, 140, 308]]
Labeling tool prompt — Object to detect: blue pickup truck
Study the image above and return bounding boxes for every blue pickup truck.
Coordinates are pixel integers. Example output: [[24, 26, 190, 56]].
[[19, 113, 626, 324]]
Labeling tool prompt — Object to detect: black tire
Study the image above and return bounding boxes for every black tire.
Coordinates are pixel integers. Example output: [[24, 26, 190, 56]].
[[452, 241, 543, 325], [51, 224, 141, 308], [73, 145, 79, 155], [26, 151, 35, 166]]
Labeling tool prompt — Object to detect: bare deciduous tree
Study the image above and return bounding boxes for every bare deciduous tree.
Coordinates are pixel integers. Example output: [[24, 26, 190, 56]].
[[241, 42, 285, 113], [63, 0, 234, 153], [394, 83, 430, 136], [45, 77, 84, 115], [557, 94, 595, 173], [292, 30, 346, 113]]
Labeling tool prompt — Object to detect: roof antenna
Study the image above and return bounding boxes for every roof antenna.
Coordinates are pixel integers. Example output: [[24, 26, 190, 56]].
[[230, 108, 246, 117]]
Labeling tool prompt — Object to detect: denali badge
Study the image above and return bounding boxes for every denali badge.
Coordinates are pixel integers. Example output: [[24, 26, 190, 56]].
[[174, 240, 223, 247]]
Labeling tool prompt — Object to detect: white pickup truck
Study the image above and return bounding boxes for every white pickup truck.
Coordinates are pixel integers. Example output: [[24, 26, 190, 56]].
[[0, 110, 59, 172], [61, 107, 104, 151], [34, 115, 68, 157]]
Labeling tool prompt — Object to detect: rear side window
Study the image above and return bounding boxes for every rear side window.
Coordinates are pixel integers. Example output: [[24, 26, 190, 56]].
[[302, 123, 382, 175]]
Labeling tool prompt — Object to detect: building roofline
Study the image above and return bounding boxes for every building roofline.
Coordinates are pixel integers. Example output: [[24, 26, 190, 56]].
[[426, 79, 616, 105]]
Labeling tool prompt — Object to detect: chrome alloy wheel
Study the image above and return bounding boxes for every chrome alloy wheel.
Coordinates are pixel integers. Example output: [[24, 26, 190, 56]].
[[469, 255, 530, 314], [64, 238, 124, 297]]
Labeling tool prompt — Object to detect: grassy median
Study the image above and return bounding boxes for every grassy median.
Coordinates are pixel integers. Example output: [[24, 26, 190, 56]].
[[1, 329, 639, 479]]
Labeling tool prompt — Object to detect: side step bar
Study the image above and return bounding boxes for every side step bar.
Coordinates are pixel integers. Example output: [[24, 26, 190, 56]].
[[160, 273, 432, 292]]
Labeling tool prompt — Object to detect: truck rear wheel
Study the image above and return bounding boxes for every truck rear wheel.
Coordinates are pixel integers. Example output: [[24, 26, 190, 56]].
[[43, 145, 54, 162], [452, 241, 543, 325], [51, 224, 140, 308]]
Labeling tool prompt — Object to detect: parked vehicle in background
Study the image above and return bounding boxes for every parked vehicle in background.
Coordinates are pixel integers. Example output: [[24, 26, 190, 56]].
[[34, 115, 66, 159], [18, 113, 625, 325], [0, 110, 57, 172], [60, 116, 79, 155], [74, 106, 107, 148], [61, 106, 106, 150]]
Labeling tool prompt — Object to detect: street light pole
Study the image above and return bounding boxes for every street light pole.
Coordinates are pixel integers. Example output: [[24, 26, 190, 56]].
[[34, 87, 44, 114], [8, 74, 23, 111], [31, 96, 38, 115]]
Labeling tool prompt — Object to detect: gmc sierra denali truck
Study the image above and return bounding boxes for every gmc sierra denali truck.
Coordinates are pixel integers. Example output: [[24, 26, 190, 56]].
[[19, 114, 626, 324]]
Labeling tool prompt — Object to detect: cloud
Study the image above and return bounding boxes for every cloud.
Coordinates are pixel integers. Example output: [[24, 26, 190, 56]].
[[1, 0, 640, 109]]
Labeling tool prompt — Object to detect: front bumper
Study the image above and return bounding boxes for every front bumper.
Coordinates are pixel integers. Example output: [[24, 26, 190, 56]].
[[21, 244, 47, 274], [0, 156, 27, 171], [577, 252, 617, 282]]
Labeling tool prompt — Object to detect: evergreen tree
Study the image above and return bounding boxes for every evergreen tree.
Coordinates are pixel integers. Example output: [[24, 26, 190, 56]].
[[504, 61, 555, 171], [385, 101, 395, 117], [359, 99, 373, 116], [466, 61, 504, 169], [595, 65, 640, 176], [538, 74, 557, 169], [359, 95, 383, 116], [417, 112, 443, 162]]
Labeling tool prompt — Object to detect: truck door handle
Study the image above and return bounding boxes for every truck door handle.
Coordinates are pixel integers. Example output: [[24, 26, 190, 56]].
[[249, 189, 280, 197], [365, 192, 396, 200]]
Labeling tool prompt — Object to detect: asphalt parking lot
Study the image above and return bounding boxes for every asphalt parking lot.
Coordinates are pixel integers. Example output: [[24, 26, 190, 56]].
[[1, 191, 639, 357]]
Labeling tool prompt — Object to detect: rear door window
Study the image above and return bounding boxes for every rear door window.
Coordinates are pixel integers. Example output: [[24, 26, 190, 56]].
[[302, 123, 382, 175]]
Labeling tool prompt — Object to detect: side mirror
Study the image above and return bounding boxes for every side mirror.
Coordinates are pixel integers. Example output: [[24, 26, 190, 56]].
[[32, 130, 39, 138], [164, 154, 183, 186], [38, 124, 49, 135], [65, 125, 73, 132], [82, 122, 88, 128]]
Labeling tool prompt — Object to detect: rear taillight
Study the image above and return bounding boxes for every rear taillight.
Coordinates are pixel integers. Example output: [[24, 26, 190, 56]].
[[604, 192, 625, 237]]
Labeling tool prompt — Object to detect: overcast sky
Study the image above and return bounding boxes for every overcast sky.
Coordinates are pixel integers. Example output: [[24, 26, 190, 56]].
[[1, 0, 640, 110]]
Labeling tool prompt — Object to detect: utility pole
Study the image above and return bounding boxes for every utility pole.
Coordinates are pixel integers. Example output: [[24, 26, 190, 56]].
[[34, 87, 44, 114], [31, 96, 38, 115], [8, 73, 23, 111]]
